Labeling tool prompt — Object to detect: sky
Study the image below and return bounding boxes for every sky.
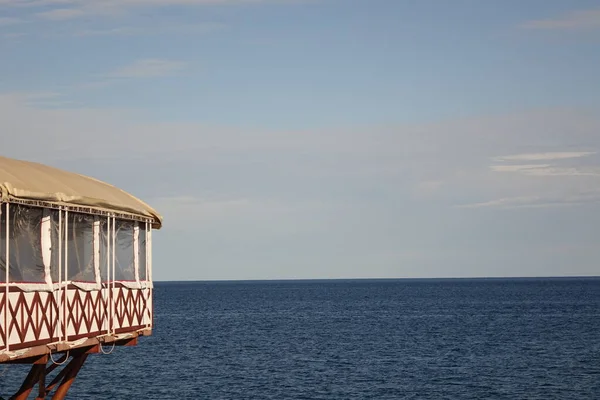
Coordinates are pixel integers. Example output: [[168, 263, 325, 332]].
[[1, 0, 600, 280]]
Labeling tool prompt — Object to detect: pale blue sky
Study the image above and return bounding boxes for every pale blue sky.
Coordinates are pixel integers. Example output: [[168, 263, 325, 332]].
[[1, 0, 600, 280]]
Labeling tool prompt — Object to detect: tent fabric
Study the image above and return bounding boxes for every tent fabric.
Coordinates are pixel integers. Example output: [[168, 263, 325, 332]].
[[0, 155, 162, 228]]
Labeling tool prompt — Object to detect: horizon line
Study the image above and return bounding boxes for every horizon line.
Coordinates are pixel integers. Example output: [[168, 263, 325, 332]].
[[155, 275, 600, 283]]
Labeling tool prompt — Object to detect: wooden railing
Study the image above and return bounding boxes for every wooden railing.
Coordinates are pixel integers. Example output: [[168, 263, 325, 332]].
[[0, 283, 152, 352]]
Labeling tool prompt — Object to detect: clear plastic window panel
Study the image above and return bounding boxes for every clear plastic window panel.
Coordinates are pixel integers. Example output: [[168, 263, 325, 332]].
[[0, 204, 45, 283], [66, 213, 95, 282], [114, 220, 135, 281], [138, 224, 147, 281]]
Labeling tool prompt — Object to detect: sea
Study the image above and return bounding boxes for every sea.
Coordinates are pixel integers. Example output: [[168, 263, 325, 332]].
[[1, 278, 600, 399]]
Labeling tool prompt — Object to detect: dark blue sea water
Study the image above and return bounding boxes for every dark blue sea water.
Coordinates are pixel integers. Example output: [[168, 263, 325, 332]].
[[1, 278, 600, 399]]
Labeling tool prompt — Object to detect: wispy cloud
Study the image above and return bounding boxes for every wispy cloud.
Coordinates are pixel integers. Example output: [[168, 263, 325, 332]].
[[3, 0, 310, 21], [0, 17, 24, 26], [2, 0, 299, 4], [75, 27, 138, 36], [473, 148, 600, 209], [105, 59, 187, 79], [70, 59, 187, 89], [459, 191, 600, 209], [457, 196, 541, 209], [2, 32, 26, 39], [493, 152, 596, 162], [490, 164, 552, 172], [522, 8, 600, 30], [489, 151, 600, 177], [20, 91, 69, 106], [520, 166, 600, 177], [75, 23, 224, 37], [36, 7, 85, 20], [491, 164, 600, 177]]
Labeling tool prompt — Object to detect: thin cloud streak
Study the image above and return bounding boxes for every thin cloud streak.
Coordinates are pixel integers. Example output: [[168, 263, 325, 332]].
[[0, 17, 24, 26], [522, 8, 600, 30], [3, 0, 312, 20], [105, 59, 187, 79], [490, 164, 600, 177], [458, 191, 600, 209], [457, 196, 541, 209], [493, 152, 596, 162], [74, 22, 225, 37], [522, 166, 600, 177], [2, 32, 26, 39], [69, 59, 188, 90], [490, 164, 552, 172], [489, 150, 600, 178], [35, 7, 84, 19]]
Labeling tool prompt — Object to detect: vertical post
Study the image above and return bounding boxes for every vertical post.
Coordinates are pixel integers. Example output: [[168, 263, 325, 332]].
[[0, 203, 2, 349], [111, 216, 116, 334], [145, 221, 150, 328], [4, 203, 9, 351], [147, 226, 152, 283], [93, 218, 101, 287], [145, 221, 149, 284], [64, 210, 69, 342], [133, 222, 140, 283], [104, 215, 111, 334], [57, 209, 62, 342], [147, 224, 152, 328], [41, 210, 53, 288]]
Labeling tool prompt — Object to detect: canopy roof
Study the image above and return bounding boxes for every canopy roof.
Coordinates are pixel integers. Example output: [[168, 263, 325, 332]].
[[0, 155, 162, 228]]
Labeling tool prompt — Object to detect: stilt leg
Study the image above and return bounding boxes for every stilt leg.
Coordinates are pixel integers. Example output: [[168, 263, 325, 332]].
[[50, 353, 88, 400], [10, 364, 44, 400], [44, 358, 74, 395], [36, 366, 47, 400]]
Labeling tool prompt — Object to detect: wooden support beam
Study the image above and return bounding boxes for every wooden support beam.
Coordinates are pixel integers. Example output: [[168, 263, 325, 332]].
[[82, 344, 100, 354], [45, 357, 76, 394], [3, 330, 149, 399], [5, 354, 49, 365], [36, 365, 47, 400], [45, 353, 69, 375], [10, 364, 45, 400], [51, 353, 88, 400], [119, 337, 138, 347]]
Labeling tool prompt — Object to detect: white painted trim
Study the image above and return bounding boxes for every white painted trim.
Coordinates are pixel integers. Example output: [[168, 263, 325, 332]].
[[64, 209, 68, 341], [113, 280, 142, 289], [93, 218, 101, 286], [57, 208, 63, 341], [145, 221, 149, 282], [133, 222, 140, 283], [111, 216, 116, 335], [104, 215, 111, 334], [69, 281, 103, 291], [147, 227, 153, 282], [41, 210, 52, 289], [4, 203, 9, 351]]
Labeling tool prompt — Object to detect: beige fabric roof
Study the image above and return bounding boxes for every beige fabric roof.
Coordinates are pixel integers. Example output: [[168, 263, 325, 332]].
[[0, 155, 162, 228]]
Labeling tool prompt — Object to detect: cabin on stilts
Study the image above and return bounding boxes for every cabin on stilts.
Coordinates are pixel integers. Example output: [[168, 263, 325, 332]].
[[0, 155, 162, 399]]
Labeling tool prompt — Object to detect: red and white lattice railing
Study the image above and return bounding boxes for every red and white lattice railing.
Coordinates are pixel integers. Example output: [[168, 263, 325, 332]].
[[0, 283, 152, 352]]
